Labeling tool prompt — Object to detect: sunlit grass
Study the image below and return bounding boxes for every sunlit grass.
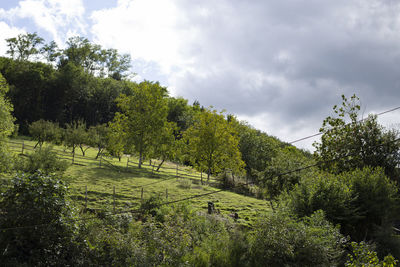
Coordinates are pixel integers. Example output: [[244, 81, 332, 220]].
[[6, 137, 271, 227]]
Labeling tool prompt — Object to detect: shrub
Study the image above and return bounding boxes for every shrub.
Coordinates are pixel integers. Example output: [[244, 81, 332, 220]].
[[249, 210, 346, 266], [287, 167, 400, 258], [178, 179, 192, 189], [345, 241, 398, 267], [16, 146, 69, 175], [0, 172, 80, 266]]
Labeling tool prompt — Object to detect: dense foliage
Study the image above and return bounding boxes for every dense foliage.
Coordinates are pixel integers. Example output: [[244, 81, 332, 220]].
[[314, 94, 400, 182], [0, 172, 80, 266]]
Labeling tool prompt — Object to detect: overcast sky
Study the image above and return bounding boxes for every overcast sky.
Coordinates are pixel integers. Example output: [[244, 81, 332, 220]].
[[1, 0, 400, 151]]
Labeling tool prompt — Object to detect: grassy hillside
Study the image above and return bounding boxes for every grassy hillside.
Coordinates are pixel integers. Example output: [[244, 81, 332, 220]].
[[5, 138, 271, 227]]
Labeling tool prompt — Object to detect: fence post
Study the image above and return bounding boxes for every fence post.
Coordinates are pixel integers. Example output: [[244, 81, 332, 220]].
[[176, 163, 178, 179], [113, 186, 116, 213], [166, 188, 168, 200], [21, 141, 24, 154], [99, 154, 102, 167], [141, 187, 144, 201], [85, 185, 88, 210], [126, 157, 129, 168], [72, 152, 75, 164]]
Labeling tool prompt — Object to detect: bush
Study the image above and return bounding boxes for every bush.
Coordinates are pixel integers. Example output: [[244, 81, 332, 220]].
[[16, 146, 69, 175], [178, 179, 192, 189], [345, 241, 398, 267], [287, 167, 400, 258], [0, 172, 81, 266], [286, 171, 357, 232], [249, 210, 346, 266]]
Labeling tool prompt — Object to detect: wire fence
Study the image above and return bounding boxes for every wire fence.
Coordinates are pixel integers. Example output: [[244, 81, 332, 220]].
[[4, 139, 223, 211]]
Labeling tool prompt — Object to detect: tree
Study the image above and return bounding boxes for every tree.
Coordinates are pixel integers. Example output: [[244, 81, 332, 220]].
[[314, 94, 400, 181], [29, 119, 62, 149], [0, 73, 15, 172], [150, 121, 179, 171], [64, 120, 88, 157], [87, 124, 109, 159], [257, 146, 315, 208], [41, 40, 61, 63], [107, 113, 127, 161], [6, 32, 44, 61], [114, 81, 169, 168], [236, 121, 281, 180], [183, 108, 245, 181]]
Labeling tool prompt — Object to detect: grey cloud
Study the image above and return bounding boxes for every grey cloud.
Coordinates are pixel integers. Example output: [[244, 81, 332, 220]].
[[170, 0, 400, 141]]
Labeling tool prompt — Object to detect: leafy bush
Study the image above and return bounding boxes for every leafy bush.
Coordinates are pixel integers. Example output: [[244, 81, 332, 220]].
[[248, 210, 346, 266], [16, 146, 69, 174], [0, 172, 81, 266], [287, 167, 400, 258], [286, 171, 357, 232], [178, 178, 192, 189], [345, 241, 398, 267]]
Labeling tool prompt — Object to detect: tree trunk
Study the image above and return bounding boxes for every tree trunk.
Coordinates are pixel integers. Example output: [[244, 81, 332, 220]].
[[80, 145, 85, 156], [138, 150, 143, 168], [156, 158, 165, 171], [207, 167, 211, 182], [95, 147, 103, 159]]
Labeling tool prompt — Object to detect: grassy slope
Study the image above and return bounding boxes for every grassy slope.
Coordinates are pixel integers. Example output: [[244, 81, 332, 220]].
[[6, 138, 270, 227]]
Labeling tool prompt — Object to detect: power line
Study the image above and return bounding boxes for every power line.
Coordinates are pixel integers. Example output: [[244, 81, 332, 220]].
[[289, 105, 400, 144]]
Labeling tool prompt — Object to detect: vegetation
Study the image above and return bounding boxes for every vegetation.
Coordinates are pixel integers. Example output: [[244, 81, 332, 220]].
[[0, 32, 399, 265], [184, 109, 245, 182]]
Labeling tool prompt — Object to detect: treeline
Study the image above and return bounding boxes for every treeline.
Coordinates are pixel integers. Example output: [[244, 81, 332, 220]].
[[0, 32, 297, 185]]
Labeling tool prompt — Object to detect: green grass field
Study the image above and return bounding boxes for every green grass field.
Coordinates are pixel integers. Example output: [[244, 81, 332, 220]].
[[5, 138, 271, 227]]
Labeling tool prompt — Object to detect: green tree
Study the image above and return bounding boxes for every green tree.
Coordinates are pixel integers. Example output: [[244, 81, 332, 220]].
[[29, 119, 62, 148], [314, 94, 400, 181], [236, 121, 281, 180], [88, 124, 109, 159], [41, 40, 61, 63], [6, 32, 44, 61], [64, 120, 88, 157], [107, 113, 127, 161], [150, 121, 179, 171], [257, 146, 315, 208], [114, 81, 169, 168], [183, 108, 245, 181]]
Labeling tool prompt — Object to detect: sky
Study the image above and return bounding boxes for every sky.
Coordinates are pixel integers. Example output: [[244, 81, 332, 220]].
[[1, 0, 400, 151]]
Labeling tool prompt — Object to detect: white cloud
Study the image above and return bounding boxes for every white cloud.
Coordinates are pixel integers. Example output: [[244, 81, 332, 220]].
[[0, 22, 25, 56], [0, 0, 85, 44], [90, 0, 193, 75]]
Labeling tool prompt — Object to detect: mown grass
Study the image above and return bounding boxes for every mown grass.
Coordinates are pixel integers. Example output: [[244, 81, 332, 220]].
[[6, 138, 271, 227]]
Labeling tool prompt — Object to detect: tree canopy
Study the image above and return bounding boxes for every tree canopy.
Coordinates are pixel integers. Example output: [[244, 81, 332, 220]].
[[314, 94, 400, 181], [184, 108, 245, 180], [112, 81, 169, 168]]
